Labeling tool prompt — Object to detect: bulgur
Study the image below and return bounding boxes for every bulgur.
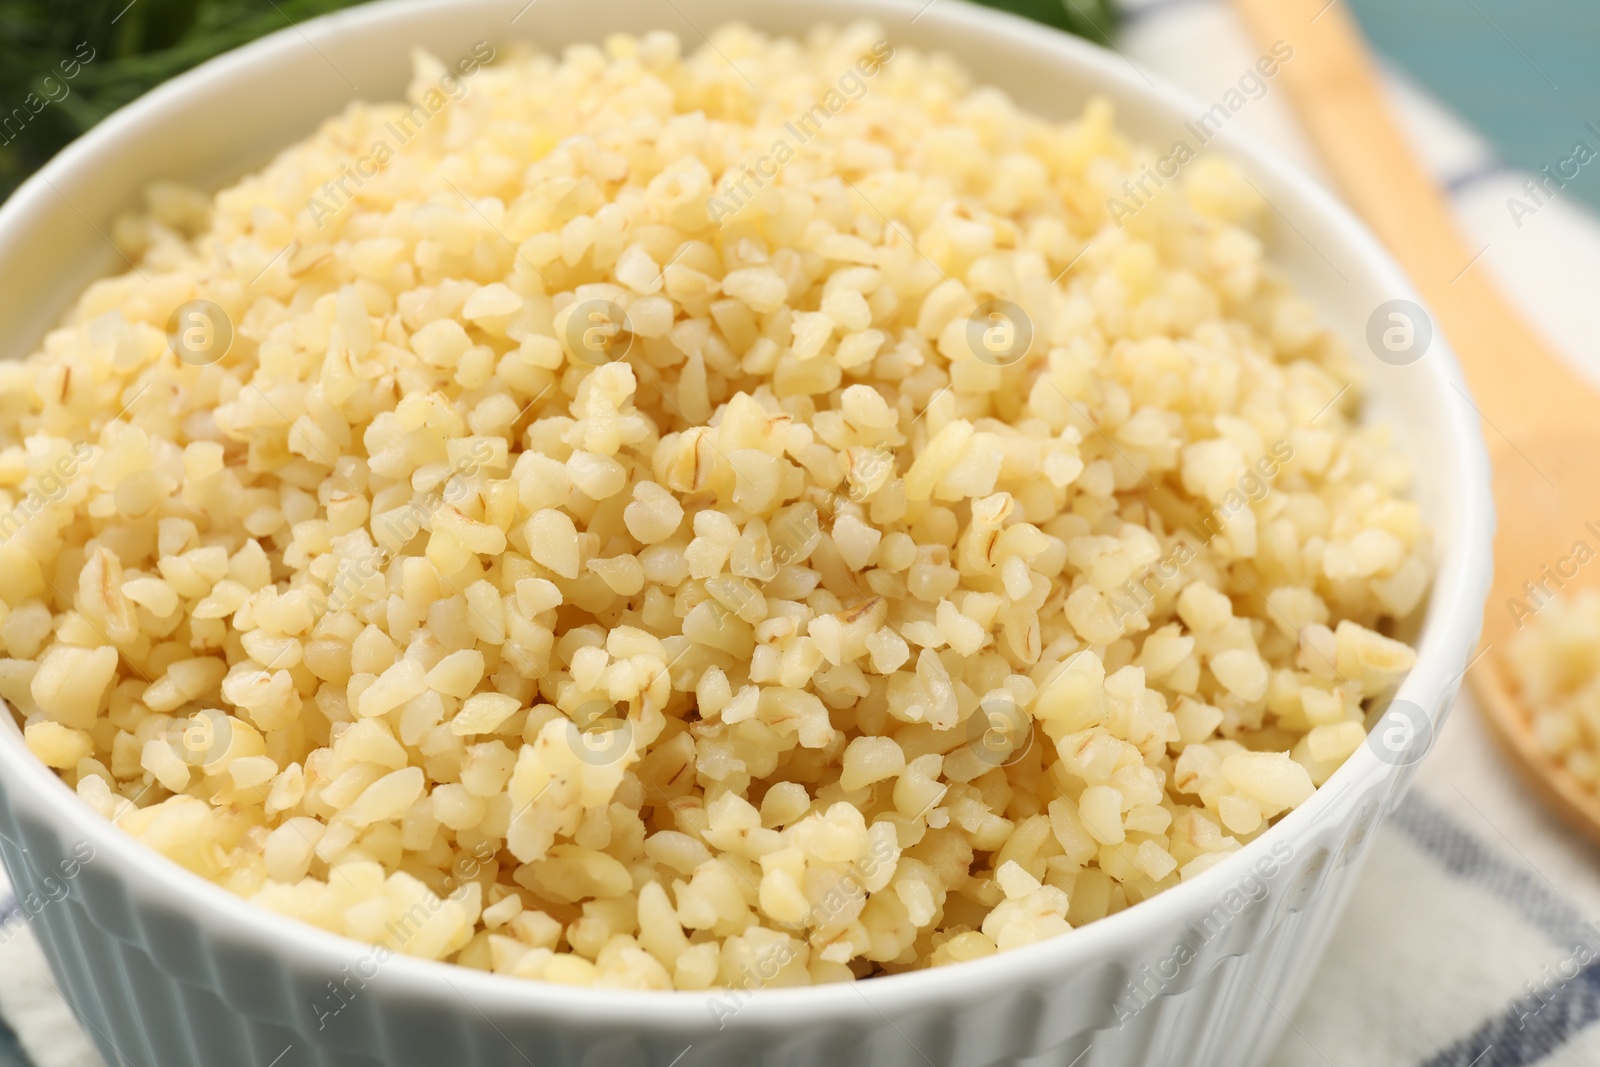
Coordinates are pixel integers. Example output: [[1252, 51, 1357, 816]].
[[3, 22, 1429, 989], [1508, 592, 1600, 789]]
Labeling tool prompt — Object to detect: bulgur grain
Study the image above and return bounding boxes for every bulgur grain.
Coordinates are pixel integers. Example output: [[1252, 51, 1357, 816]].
[[6, 23, 1428, 989]]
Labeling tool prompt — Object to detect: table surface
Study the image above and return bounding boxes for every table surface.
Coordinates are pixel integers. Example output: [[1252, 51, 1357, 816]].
[[1351, 0, 1600, 212]]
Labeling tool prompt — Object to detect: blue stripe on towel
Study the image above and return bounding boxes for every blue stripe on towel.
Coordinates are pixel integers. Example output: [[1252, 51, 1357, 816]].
[[1419, 959, 1600, 1067], [0, 1014, 29, 1067], [0, 895, 27, 1067], [1390, 791, 1597, 949], [1443, 161, 1515, 196]]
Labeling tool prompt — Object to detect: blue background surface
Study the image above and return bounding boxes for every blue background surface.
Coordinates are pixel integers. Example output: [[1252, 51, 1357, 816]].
[[1349, 0, 1600, 210]]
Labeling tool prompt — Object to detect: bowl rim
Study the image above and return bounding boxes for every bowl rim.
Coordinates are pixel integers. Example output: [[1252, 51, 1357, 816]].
[[0, 0, 1493, 1029]]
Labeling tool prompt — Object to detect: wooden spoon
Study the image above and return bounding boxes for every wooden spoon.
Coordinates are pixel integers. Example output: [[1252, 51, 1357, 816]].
[[1230, 0, 1600, 843]]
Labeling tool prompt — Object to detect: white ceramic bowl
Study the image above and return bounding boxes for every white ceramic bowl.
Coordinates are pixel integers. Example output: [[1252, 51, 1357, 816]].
[[0, 1, 1493, 1065]]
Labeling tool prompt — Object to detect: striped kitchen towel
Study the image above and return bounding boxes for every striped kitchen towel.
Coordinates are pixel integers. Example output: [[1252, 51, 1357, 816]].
[[0, 875, 101, 1067], [6, 1, 1600, 1065]]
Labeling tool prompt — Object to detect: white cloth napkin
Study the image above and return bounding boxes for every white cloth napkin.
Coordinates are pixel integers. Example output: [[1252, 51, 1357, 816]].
[[6, 3, 1600, 1065]]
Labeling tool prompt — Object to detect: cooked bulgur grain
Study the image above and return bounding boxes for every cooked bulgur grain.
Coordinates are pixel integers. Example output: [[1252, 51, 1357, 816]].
[[5, 22, 1428, 989], [1508, 592, 1600, 789]]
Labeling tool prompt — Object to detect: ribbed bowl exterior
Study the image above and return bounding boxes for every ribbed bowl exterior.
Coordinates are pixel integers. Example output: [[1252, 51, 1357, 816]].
[[0, 768, 1404, 1067], [0, 1, 1494, 1065]]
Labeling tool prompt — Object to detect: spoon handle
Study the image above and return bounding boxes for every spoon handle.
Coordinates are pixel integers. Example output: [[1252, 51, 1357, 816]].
[[1228, 0, 1593, 434]]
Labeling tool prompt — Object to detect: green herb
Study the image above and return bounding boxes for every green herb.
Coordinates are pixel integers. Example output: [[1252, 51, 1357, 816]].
[[0, 0, 1114, 199], [0, 0, 365, 195], [969, 0, 1117, 41]]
